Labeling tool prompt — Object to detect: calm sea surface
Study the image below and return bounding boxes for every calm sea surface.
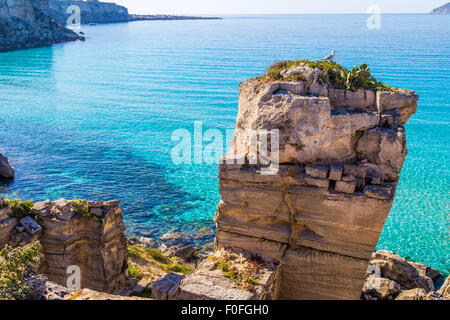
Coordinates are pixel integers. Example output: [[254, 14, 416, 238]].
[[0, 15, 448, 272]]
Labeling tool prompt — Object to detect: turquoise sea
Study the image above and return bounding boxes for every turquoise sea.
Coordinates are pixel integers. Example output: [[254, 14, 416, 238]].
[[0, 15, 448, 272]]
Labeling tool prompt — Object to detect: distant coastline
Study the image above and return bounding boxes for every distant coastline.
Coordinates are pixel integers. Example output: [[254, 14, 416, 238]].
[[430, 2, 450, 14], [129, 14, 222, 21]]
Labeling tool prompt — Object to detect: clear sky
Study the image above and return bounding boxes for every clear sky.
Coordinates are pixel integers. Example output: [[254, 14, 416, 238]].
[[114, 0, 447, 15]]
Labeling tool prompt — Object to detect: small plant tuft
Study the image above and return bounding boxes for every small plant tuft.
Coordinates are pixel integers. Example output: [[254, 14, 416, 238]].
[[128, 263, 144, 280], [163, 263, 193, 275], [72, 200, 101, 222], [145, 248, 171, 263]]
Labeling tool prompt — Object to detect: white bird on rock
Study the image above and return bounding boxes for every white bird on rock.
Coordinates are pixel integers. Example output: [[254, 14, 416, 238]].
[[323, 50, 337, 62]]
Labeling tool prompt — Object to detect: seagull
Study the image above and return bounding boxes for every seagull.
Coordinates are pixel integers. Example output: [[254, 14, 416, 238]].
[[323, 50, 337, 62]]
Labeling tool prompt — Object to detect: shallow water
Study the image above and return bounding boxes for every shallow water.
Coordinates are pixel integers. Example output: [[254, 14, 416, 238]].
[[0, 15, 448, 272]]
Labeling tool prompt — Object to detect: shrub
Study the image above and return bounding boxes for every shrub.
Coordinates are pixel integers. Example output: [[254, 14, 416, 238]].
[[3, 199, 34, 220], [145, 248, 171, 263], [128, 263, 144, 280], [72, 200, 100, 222], [0, 241, 41, 300], [216, 259, 230, 272], [263, 59, 392, 91], [163, 264, 193, 275]]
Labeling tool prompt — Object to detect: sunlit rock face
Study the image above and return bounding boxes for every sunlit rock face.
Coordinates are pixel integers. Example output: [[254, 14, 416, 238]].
[[0, 197, 128, 293], [214, 63, 418, 300], [33, 199, 128, 293]]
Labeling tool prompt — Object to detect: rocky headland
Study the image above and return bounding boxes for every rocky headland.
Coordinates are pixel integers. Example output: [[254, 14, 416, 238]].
[[431, 2, 450, 14], [0, 0, 80, 52], [0, 0, 220, 52], [48, 0, 129, 25], [0, 60, 448, 300], [48, 0, 221, 25]]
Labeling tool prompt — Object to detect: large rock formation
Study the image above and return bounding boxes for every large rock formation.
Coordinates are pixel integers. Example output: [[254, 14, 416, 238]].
[[48, 0, 129, 25], [0, 153, 14, 179], [0, 197, 128, 293], [33, 199, 128, 293], [0, 0, 80, 52], [214, 61, 418, 299]]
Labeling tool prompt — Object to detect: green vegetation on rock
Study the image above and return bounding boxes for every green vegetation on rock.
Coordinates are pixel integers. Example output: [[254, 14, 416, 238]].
[[72, 199, 101, 222], [163, 263, 192, 275], [213, 257, 261, 291], [128, 262, 144, 280], [130, 287, 152, 298], [263, 59, 392, 91], [127, 244, 193, 278], [2, 199, 34, 220], [0, 241, 41, 300]]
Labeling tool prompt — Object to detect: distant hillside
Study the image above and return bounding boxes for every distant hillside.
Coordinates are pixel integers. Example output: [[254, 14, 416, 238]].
[[48, 0, 130, 25], [431, 2, 450, 14]]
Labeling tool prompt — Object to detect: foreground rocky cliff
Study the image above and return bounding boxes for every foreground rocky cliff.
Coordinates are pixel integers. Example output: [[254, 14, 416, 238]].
[[214, 60, 419, 299], [0, 197, 128, 293], [0, 0, 80, 52], [1, 196, 447, 300]]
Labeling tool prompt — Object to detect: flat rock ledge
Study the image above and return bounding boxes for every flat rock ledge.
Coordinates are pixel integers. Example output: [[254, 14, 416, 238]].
[[152, 247, 281, 300]]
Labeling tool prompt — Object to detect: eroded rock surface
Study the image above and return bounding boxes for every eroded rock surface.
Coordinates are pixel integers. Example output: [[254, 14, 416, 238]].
[[214, 63, 418, 299], [368, 250, 435, 292], [1, 198, 129, 294], [362, 250, 445, 300], [32, 199, 128, 293], [0, 0, 80, 52], [0, 153, 14, 179]]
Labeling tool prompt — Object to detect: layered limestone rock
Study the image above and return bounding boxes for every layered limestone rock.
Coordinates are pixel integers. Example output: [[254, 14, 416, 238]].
[[32, 199, 128, 293], [214, 62, 418, 300], [0, 0, 80, 52], [0, 197, 17, 247], [48, 0, 129, 25], [152, 247, 281, 300], [0, 197, 129, 293], [0, 153, 14, 179]]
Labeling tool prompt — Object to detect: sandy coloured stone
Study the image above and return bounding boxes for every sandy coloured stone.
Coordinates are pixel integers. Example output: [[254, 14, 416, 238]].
[[329, 165, 343, 181], [335, 181, 356, 194]]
